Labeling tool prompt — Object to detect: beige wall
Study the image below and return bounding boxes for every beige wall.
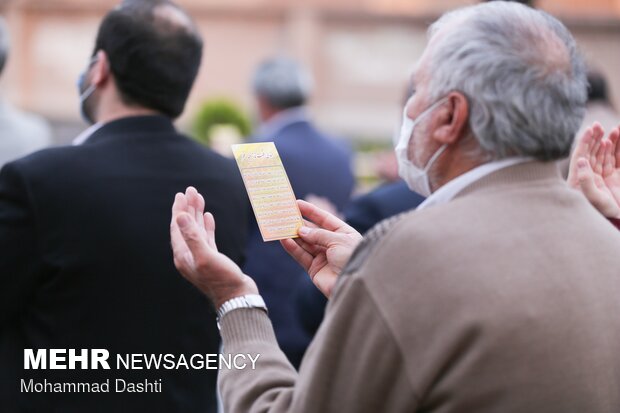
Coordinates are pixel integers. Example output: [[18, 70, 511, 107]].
[[1, 0, 619, 142]]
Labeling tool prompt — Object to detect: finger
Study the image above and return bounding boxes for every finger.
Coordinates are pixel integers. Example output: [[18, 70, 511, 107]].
[[281, 239, 313, 272], [203, 212, 217, 251], [297, 199, 354, 233], [177, 212, 211, 270], [171, 220, 190, 265], [171, 224, 192, 274], [196, 193, 206, 223], [302, 219, 319, 230], [298, 226, 342, 249], [593, 134, 609, 175], [172, 192, 188, 215], [184, 188, 196, 223], [573, 126, 593, 160], [293, 235, 325, 255], [610, 126, 620, 166], [602, 140, 615, 176], [590, 123, 604, 158], [186, 186, 204, 224], [171, 194, 190, 255], [568, 127, 593, 188], [577, 158, 606, 208], [592, 122, 605, 141]]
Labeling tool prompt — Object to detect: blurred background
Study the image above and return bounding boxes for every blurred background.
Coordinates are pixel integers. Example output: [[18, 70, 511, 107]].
[[1, 0, 619, 190]]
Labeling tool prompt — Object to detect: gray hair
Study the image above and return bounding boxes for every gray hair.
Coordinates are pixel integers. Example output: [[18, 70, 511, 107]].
[[252, 56, 313, 109], [0, 17, 9, 75], [426, 1, 587, 161]]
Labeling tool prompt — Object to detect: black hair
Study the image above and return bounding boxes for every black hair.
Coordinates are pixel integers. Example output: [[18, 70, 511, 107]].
[[93, 0, 202, 118], [586, 71, 609, 103], [0, 46, 6, 76], [0, 18, 9, 76]]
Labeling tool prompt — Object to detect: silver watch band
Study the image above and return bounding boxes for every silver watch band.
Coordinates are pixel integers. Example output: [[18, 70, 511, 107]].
[[216, 294, 267, 329]]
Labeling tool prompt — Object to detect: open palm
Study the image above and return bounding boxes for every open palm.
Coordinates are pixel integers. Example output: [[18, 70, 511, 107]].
[[568, 123, 620, 218], [601, 137, 620, 206], [171, 187, 257, 308]]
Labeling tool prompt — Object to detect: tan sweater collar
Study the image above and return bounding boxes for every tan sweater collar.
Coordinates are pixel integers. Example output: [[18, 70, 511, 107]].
[[455, 161, 564, 200]]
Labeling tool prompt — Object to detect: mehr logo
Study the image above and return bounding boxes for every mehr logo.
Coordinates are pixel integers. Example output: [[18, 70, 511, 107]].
[[24, 349, 110, 370]]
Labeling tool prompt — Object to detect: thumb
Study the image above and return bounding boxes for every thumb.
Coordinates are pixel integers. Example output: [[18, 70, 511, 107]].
[[577, 158, 614, 214], [298, 226, 340, 248], [177, 213, 210, 266], [577, 158, 599, 198]]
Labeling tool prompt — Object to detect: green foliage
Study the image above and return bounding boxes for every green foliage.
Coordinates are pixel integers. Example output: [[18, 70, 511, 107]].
[[191, 99, 252, 145], [354, 139, 393, 153]]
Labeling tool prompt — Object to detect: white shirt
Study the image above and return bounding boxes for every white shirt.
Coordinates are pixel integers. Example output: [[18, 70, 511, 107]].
[[72, 122, 103, 146], [416, 157, 533, 210], [256, 107, 308, 138]]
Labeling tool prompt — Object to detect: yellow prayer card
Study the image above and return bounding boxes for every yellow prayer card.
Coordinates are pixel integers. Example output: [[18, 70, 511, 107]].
[[232, 142, 303, 242]]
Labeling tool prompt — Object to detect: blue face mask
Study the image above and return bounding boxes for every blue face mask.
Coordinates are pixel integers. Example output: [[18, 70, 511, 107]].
[[76, 58, 98, 124]]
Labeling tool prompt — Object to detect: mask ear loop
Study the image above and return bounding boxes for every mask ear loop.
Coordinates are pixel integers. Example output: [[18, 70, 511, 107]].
[[418, 98, 451, 172], [422, 143, 448, 172], [406, 96, 449, 153], [79, 55, 103, 103], [80, 83, 97, 102], [78, 55, 100, 94]]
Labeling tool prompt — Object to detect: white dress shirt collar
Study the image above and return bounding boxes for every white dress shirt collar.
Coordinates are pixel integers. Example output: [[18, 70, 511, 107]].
[[416, 157, 533, 211], [257, 106, 309, 138], [72, 122, 103, 146]]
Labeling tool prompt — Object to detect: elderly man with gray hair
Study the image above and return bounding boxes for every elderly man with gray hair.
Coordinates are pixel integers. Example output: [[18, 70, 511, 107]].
[[171, 2, 620, 412], [0, 17, 51, 166]]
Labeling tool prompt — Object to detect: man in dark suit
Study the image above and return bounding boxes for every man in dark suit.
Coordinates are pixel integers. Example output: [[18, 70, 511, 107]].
[[0, 1, 247, 412], [294, 179, 425, 338], [242, 57, 355, 368]]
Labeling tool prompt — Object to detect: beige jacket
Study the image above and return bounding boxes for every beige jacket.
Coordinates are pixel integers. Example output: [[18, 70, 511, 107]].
[[220, 161, 620, 412]]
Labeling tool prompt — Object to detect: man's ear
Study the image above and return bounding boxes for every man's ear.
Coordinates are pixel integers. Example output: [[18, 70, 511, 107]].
[[90, 50, 110, 87], [432, 92, 469, 145]]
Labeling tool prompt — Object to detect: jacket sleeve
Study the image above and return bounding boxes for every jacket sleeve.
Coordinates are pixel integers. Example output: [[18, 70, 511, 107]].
[[0, 162, 45, 326], [218, 275, 417, 412]]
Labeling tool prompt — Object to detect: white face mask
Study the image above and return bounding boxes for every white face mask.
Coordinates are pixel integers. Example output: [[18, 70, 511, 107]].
[[395, 97, 448, 196]]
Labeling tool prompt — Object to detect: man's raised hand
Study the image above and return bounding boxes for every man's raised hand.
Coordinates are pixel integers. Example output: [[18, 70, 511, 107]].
[[171, 187, 257, 308], [281, 200, 362, 298], [568, 123, 620, 218]]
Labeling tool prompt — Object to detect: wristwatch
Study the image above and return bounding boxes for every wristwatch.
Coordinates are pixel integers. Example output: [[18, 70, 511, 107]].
[[216, 294, 268, 330]]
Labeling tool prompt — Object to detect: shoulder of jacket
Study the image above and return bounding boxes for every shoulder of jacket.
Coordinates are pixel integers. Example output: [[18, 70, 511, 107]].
[[338, 194, 495, 283], [8, 145, 82, 173]]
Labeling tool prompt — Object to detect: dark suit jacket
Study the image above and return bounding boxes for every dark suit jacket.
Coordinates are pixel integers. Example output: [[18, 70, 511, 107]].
[[0, 115, 248, 413], [243, 115, 355, 368], [345, 180, 425, 235], [295, 180, 425, 338]]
